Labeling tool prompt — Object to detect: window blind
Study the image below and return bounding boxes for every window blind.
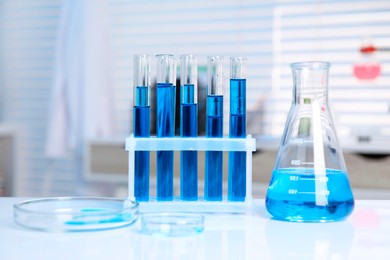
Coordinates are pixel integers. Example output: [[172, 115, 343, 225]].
[[1, 0, 82, 196], [107, 0, 275, 137], [264, 0, 390, 152]]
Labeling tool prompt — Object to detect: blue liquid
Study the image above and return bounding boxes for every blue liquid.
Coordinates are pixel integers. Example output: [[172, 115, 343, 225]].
[[205, 95, 223, 201], [229, 79, 246, 115], [180, 86, 198, 200], [228, 79, 246, 201], [181, 104, 197, 137], [133, 105, 150, 201], [135, 85, 149, 106], [156, 83, 176, 201], [65, 208, 133, 225], [266, 168, 355, 222]]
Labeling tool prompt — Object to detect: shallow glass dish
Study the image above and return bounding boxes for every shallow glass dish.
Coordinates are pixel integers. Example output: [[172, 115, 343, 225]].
[[13, 197, 139, 232], [141, 213, 204, 237]]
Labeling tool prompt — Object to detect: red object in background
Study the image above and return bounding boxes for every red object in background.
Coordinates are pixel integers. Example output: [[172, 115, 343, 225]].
[[353, 63, 381, 80], [354, 44, 382, 80], [360, 45, 377, 54], [360, 44, 390, 54]]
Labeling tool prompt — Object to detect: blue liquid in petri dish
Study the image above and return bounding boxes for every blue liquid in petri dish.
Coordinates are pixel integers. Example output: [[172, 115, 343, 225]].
[[266, 168, 355, 222], [66, 208, 132, 225], [228, 79, 246, 201], [180, 87, 198, 200], [205, 95, 223, 201], [133, 105, 150, 201], [156, 83, 176, 201]]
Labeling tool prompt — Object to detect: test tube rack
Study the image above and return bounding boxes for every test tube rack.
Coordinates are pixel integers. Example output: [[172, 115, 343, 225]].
[[126, 134, 256, 213]]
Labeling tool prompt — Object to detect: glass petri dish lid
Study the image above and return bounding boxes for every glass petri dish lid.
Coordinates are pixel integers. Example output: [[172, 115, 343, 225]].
[[13, 197, 138, 232], [141, 213, 204, 237]]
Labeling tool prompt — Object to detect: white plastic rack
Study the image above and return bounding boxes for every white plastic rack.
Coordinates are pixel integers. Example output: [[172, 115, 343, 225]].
[[126, 134, 256, 213]]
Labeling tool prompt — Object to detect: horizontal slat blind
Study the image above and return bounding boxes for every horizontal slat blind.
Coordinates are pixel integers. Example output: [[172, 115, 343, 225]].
[[107, 0, 275, 137], [1, 0, 83, 196], [264, 0, 390, 152]]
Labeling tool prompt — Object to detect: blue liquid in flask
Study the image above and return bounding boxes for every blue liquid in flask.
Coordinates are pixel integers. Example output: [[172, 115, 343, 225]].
[[205, 95, 223, 201], [133, 86, 150, 201], [180, 84, 198, 201], [228, 78, 246, 201], [156, 82, 176, 201], [266, 168, 354, 222]]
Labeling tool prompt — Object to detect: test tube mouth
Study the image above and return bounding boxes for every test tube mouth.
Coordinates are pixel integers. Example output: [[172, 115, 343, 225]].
[[290, 61, 331, 70], [156, 54, 174, 57], [208, 55, 223, 61], [180, 54, 196, 59], [180, 54, 198, 85], [133, 54, 151, 87], [156, 54, 176, 84], [230, 56, 247, 62], [207, 56, 224, 96], [230, 56, 247, 79]]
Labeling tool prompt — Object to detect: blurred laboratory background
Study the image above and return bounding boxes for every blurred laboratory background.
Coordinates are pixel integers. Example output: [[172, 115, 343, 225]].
[[0, 0, 389, 198]]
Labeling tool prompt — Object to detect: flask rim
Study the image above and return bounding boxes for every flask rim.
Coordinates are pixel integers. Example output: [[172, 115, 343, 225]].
[[290, 61, 331, 70]]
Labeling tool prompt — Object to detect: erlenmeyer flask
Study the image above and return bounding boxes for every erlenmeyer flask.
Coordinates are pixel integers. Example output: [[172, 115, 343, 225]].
[[265, 61, 354, 222]]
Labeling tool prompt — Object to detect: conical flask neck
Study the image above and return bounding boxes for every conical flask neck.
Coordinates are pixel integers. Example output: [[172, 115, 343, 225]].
[[291, 62, 330, 104]]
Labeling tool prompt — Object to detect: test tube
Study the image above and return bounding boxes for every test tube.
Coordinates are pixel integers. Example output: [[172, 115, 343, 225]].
[[228, 57, 247, 201], [133, 54, 151, 201], [180, 55, 198, 201], [156, 54, 176, 201], [205, 56, 224, 201]]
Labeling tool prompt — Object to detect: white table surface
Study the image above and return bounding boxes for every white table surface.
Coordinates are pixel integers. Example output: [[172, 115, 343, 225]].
[[1, 198, 390, 260]]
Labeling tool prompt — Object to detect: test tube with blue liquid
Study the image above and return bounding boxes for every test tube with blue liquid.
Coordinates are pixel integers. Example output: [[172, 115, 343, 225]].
[[205, 56, 224, 201], [228, 57, 247, 202], [133, 54, 151, 201], [180, 55, 198, 201], [156, 54, 176, 201]]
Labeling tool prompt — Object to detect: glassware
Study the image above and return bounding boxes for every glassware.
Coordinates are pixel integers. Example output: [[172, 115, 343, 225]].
[[133, 54, 151, 201], [353, 44, 381, 80], [228, 56, 247, 201], [265, 61, 354, 222], [180, 54, 198, 201], [13, 197, 139, 232], [353, 38, 383, 80], [156, 54, 176, 201], [141, 213, 204, 237], [204, 56, 224, 201]]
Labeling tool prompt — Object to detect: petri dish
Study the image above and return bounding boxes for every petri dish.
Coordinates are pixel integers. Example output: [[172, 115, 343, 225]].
[[13, 197, 138, 232], [141, 213, 204, 237]]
